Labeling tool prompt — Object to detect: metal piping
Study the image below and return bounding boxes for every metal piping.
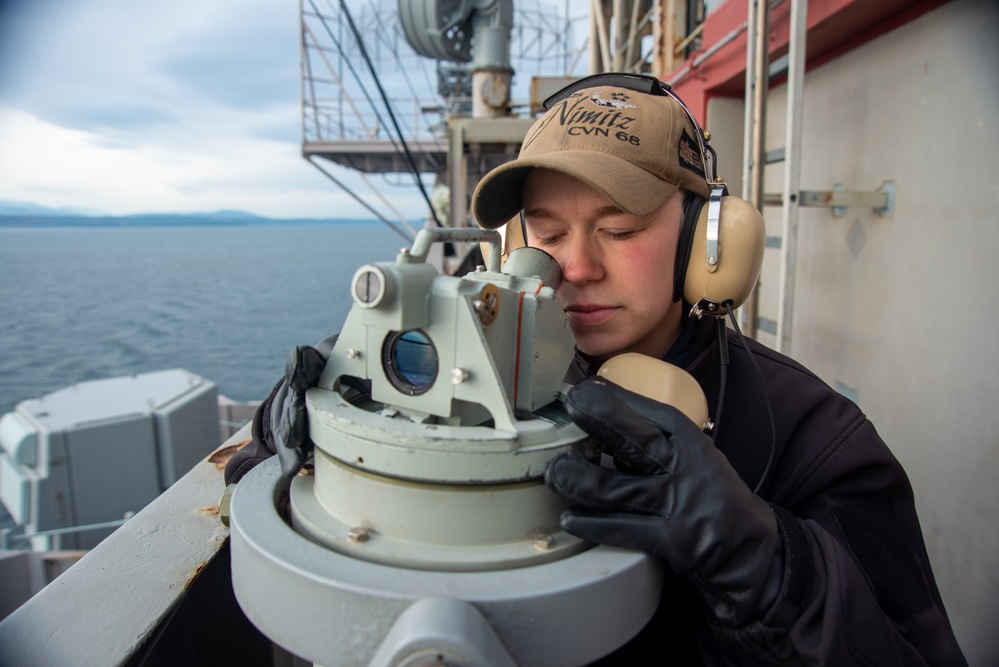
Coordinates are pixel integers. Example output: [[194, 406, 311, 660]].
[[407, 228, 502, 272]]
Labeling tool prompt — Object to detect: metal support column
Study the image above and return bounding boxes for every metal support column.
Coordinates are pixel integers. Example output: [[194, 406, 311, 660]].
[[612, 0, 627, 69], [776, 0, 807, 354], [591, 0, 612, 72], [740, 0, 770, 339]]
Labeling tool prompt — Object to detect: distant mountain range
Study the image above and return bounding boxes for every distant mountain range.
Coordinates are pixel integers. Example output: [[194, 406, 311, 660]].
[[0, 200, 380, 227]]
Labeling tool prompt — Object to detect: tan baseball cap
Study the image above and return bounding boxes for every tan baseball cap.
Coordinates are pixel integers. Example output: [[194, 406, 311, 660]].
[[471, 81, 713, 230]]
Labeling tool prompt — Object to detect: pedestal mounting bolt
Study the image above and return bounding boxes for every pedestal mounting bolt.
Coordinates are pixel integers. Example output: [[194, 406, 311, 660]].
[[348, 527, 370, 543]]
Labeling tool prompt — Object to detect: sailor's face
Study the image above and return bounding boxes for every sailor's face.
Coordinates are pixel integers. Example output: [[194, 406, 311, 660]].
[[522, 169, 685, 364]]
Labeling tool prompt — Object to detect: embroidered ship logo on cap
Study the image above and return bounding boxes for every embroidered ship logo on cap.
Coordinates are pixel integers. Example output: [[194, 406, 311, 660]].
[[589, 91, 638, 110]]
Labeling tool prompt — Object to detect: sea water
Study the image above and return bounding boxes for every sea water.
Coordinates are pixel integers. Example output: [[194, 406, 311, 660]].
[[0, 222, 406, 537], [0, 223, 404, 416]]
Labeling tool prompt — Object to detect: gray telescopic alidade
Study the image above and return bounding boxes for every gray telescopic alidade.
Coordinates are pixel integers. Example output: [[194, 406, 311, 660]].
[[228, 228, 663, 666]]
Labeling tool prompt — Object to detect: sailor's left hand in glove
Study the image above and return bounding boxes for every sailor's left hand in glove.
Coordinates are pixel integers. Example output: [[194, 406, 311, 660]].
[[224, 334, 336, 484], [269, 342, 331, 476], [545, 376, 786, 628]]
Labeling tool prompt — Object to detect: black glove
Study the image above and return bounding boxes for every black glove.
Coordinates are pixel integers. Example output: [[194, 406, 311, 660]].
[[545, 376, 785, 627], [270, 341, 331, 476], [224, 334, 336, 484]]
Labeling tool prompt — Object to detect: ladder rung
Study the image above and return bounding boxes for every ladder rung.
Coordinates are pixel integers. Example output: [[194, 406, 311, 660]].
[[765, 147, 785, 164], [799, 189, 891, 210], [762, 185, 894, 215], [768, 53, 789, 80], [756, 317, 777, 335]]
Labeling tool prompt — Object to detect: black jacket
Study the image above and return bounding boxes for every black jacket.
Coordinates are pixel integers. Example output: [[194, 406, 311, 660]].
[[568, 316, 966, 666]]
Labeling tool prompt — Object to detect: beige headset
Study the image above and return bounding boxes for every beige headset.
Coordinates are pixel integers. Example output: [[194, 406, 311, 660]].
[[680, 186, 765, 318]]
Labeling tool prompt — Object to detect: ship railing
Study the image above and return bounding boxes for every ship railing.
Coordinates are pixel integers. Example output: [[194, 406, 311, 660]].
[[0, 512, 134, 551], [302, 94, 469, 145]]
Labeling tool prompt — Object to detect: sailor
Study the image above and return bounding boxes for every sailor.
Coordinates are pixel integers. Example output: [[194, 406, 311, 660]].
[[226, 74, 967, 665], [472, 73, 969, 666]]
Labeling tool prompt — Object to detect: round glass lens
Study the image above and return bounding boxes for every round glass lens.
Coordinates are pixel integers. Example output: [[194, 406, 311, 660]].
[[386, 330, 437, 393]]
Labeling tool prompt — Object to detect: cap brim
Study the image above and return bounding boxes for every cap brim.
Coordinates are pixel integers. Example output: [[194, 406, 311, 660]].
[[471, 150, 678, 230]]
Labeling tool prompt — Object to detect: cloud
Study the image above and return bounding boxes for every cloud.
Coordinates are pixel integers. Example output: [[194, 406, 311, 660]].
[[3, 0, 299, 130], [0, 106, 416, 220], [0, 0, 412, 219], [0, 0, 589, 220], [151, 14, 299, 112]]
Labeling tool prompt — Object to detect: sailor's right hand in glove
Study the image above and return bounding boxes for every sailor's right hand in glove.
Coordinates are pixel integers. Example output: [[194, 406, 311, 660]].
[[544, 376, 785, 628], [224, 334, 337, 484]]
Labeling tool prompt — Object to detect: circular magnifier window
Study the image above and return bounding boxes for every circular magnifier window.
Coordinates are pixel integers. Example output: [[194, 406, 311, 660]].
[[383, 330, 438, 395]]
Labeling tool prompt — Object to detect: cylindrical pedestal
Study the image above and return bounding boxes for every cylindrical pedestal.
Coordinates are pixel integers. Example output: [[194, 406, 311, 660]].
[[230, 457, 664, 667]]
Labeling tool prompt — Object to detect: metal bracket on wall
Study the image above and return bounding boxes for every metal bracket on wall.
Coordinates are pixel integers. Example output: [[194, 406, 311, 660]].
[[764, 181, 895, 217]]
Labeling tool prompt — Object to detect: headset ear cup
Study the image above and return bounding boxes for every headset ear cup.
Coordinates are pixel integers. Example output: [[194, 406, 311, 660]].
[[683, 196, 765, 312]]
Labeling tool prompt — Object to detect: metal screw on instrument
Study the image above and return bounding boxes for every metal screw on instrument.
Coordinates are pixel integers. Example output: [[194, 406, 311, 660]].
[[347, 527, 370, 543], [532, 533, 555, 551]]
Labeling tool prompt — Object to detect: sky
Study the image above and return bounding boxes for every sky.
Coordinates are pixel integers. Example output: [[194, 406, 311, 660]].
[[0, 0, 345, 218], [0, 0, 590, 221]]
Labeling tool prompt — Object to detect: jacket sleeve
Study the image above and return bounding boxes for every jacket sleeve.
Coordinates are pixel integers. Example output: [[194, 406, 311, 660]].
[[712, 418, 967, 666]]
